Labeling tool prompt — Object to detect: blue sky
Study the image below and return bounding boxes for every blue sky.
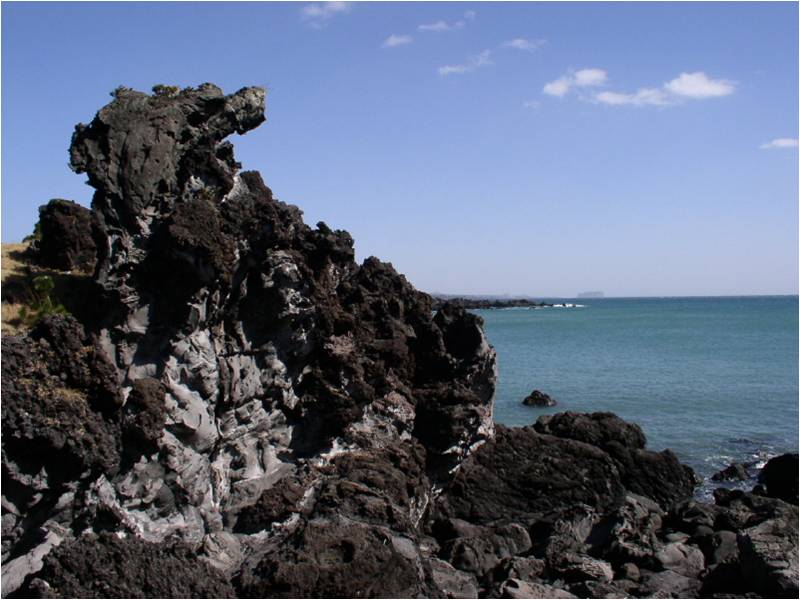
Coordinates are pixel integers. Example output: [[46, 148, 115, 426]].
[[2, 1, 798, 296]]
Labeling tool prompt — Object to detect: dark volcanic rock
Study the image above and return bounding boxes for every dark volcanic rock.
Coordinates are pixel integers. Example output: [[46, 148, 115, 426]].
[[438, 425, 626, 526], [738, 509, 799, 598], [758, 453, 798, 504], [431, 297, 552, 310], [120, 377, 167, 459], [236, 516, 426, 598], [69, 84, 265, 231], [522, 390, 556, 407], [534, 412, 646, 453], [1, 316, 121, 484], [36, 199, 101, 272], [22, 533, 235, 598], [711, 463, 750, 482], [534, 412, 696, 509]]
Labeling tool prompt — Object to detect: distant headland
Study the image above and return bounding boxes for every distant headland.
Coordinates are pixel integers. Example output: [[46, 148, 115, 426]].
[[431, 296, 584, 310], [578, 290, 605, 298]]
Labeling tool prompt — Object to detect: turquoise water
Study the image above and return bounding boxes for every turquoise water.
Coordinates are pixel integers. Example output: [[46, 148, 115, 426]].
[[477, 296, 798, 493]]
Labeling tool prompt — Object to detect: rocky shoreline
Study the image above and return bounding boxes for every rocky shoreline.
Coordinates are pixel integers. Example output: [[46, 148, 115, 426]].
[[431, 297, 554, 310], [2, 85, 797, 598]]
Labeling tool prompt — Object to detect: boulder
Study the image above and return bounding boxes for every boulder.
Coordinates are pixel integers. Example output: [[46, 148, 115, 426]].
[[696, 530, 739, 567], [534, 412, 696, 509], [440, 523, 532, 578], [492, 556, 546, 583], [522, 390, 556, 407], [601, 493, 665, 567], [617, 562, 640, 582], [638, 568, 702, 598], [497, 579, 578, 599], [738, 507, 799, 598], [36, 199, 100, 272], [758, 453, 798, 504], [534, 411, 647, 450], [427, 558, 479, 598], [712, 463, 750, 482], [550, 552, 615, 583], [438, 426, 626, 526], [655, 541, 705, 578], [668, 500, 721, 535]]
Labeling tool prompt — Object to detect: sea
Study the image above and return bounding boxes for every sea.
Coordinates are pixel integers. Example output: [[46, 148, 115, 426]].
[[476, 296, 799, 500]]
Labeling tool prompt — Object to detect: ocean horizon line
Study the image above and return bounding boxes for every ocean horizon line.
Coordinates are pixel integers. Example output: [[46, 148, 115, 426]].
[[431, 293, 799, 300]]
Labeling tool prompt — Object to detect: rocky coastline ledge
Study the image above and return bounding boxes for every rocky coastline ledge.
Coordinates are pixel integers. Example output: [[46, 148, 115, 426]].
[[431, 297, 555, 310], [2, 85, 797, 598]]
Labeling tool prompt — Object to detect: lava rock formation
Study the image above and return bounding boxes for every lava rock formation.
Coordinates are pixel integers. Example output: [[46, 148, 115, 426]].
[[2, 85, 797, 598]]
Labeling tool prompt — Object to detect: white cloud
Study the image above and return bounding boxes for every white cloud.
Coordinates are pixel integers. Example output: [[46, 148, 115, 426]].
[[503, 38, 546, 52], [573, 68, 608, 87], [382, 34, 413, 48], [302, 1, 351, 27], [594, 88, 670, 106], [760, 138, 799, 149], [543, 67, 736, 108], [664, 72, 735, 98], [419, 15, 470, 32], [419, 20, 451, 32], [543, 68, 606, 97], [438, 49, 492, 76], [543, 77, 572, 97], [438, 64, 468, 76]]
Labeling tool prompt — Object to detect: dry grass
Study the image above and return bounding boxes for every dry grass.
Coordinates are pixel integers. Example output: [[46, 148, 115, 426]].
[[1, 243, 33, 335], [1, 242, 94, 336]]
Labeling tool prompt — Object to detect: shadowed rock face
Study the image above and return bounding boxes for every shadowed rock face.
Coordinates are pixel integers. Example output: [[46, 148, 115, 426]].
[[36, 199, 101, 272], [3, 84, 795, 599], [758, 453, 799, 504]]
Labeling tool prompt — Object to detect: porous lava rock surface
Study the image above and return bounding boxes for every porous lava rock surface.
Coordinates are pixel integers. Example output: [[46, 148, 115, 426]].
[[2, 85, 797, 599], [35, 199, 101, 272]]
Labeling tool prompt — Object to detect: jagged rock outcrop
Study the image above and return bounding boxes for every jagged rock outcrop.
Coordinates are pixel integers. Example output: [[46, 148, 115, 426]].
[[2, 84, 796, 599], [2, 84, 496, 598]]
